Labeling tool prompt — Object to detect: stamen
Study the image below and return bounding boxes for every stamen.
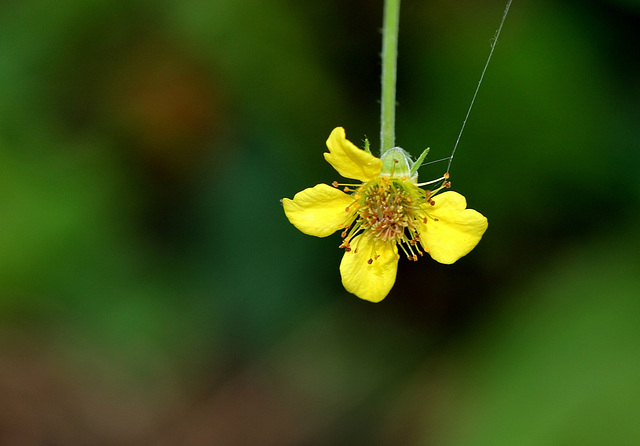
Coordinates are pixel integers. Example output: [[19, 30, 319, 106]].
[[332, 180, 365, 188], [340, 175, 433, 265], [417, 174, 448, 187]]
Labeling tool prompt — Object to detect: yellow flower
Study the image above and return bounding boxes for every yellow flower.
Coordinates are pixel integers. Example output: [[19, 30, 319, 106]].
[[282, 127, 488, 303]]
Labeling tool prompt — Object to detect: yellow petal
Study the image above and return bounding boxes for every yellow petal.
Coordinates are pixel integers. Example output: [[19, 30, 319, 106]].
[[282, 184, 353, 237], [339, 234, 399, 303], [417, 191, 488, 264], [323, 127, 382, 182]]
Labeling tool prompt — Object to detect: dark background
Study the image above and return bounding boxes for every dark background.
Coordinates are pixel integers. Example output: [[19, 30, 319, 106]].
[[1, 0, 639, 444]]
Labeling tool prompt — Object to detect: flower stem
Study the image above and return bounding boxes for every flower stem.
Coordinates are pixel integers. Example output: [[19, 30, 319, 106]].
[[380, 0, 400, 155]]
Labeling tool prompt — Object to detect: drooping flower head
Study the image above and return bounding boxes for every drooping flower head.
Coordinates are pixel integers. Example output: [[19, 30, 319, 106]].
[[282, 127, 488, 302]]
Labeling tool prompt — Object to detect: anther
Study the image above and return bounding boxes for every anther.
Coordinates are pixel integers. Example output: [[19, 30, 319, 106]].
[[367, 258, 373, 265], [332, 181, 339, 188]]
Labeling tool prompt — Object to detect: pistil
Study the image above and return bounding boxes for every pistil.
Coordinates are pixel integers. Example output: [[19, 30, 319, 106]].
[[339, 176, 427, 261]]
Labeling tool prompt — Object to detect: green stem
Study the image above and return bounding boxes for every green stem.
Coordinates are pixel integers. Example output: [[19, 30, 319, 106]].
[[380, 0, 400, 155]]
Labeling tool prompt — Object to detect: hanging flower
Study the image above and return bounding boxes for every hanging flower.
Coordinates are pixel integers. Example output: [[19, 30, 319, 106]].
[[282, 127, 488, 303]]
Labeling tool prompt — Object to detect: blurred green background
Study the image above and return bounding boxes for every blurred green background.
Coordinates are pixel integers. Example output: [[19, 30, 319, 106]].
[[1, 0, 639, 444]]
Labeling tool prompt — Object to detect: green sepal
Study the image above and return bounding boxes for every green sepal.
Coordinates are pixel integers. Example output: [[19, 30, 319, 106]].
[[409, 148, 430, 177], [380, 147, 413, 178]]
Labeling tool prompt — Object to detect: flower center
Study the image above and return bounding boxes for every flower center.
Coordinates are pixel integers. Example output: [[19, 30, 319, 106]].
[[340, 176, 429, 261], [359, 177, 418, 243]]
